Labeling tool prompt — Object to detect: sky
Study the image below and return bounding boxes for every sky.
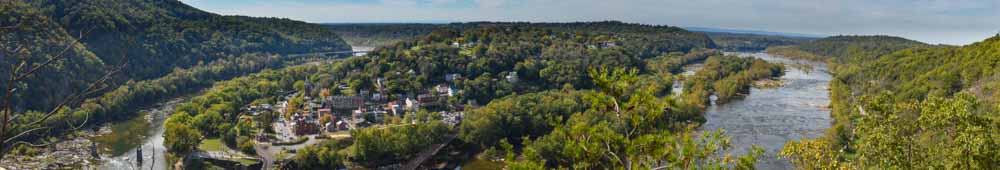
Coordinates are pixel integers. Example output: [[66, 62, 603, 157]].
[[179, 0, 1000, 45]]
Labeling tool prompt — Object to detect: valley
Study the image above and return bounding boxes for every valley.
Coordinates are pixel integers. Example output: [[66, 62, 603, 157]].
[[2, 1, 998, 170]]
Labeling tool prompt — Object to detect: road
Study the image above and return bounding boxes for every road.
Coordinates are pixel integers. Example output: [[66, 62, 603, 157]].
[[255, 144, 276, 170], [254, 124, 404, 169], [254, 134, 330, 170], [192, 151, 256, 160]]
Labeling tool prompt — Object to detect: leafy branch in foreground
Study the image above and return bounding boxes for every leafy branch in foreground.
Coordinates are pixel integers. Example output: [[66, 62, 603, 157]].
[[780, 92, 1000, 169]]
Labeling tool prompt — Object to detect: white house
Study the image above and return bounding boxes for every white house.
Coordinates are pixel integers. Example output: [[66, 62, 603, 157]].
[[505, 71, 519, 83], [445, 73, 461, 82], [434, 84, 456, 97], [405, 97, 419, 111]]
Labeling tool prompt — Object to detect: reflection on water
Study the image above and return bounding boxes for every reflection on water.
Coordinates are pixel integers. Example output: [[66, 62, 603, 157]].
[[699, 52, 832, 170], [99, 97, 187, 170], [353, 46, 374, 56], [92, 112, 151, 156]]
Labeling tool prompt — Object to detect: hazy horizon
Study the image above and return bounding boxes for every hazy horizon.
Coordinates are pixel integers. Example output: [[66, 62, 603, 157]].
[[179, 0, 999, 45]]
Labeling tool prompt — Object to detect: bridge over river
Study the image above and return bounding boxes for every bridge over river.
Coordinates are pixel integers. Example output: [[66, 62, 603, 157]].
[[285, 50, 372, 58], [98, 49, 371, 170]]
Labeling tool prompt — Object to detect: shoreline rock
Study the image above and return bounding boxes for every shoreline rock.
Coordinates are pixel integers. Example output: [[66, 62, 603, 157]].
[[753, 79, 785, 88]]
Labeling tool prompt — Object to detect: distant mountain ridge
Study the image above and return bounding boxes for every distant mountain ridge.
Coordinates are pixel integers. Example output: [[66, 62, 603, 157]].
[[786, 35, 928, 62], [684, 26, 826, 38], [2, 0, 350, 111], [327, 21, 717, 53]]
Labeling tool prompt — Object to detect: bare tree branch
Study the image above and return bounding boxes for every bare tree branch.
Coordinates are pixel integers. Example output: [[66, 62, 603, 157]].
[[0, 22, 28, 30], [11, 140, 54, 148], [21, 57, 123, 128], [2, 127, 48, 144], [11, 29, 91, 81], [0, 25, 124, 159], [67, 109, 90, 131]]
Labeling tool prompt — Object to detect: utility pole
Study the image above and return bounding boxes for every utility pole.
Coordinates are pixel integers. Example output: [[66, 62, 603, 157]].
[[136, 147, 143, 168], [90, 141, 100, 159], [150, 147, 155, 170]]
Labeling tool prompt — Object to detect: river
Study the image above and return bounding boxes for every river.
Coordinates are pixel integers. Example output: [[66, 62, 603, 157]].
[[671, 62, 704, 97], [698, 52, 833, 169], [353, 46, 374, 56], [98, 97, 188, 170]]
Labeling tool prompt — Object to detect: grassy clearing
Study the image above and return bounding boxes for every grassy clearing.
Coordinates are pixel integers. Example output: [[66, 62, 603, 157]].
[[237, 158, 259, 165], [199, 138, 227, 152]]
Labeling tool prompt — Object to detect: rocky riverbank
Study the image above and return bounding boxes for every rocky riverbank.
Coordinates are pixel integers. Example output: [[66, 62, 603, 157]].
[[0, 129, 105, 169]]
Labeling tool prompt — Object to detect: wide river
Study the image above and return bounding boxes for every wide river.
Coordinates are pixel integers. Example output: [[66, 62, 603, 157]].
[[699, 52, 833, 169]]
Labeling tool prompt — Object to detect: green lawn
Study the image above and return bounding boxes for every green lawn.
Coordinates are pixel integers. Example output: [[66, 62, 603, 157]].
[[198, 138, 227, 152], [236, 158, 259, 166], [329, 131, 349, 136]]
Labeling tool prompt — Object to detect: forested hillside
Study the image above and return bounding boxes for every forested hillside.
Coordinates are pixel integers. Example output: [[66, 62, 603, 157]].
[[2, 0, 350, 112], [1, 0, 351, 159], [776, 35, 1000, 169], [700, 32, 816, 51], [333, 23, 715, 103], [1, 1, 108, 113], [328, 21, 717, 58], [766, 35, 927, 62], [459, 21, 717, 58]]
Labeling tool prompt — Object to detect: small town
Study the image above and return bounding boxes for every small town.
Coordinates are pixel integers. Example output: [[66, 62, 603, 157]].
[[237, 73, 474, 169], [3, 1, 997, 170]]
